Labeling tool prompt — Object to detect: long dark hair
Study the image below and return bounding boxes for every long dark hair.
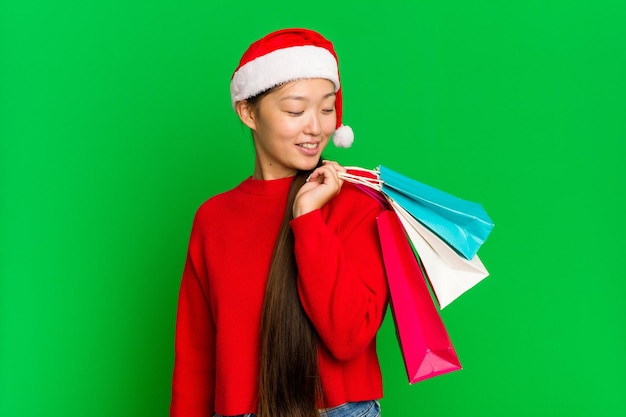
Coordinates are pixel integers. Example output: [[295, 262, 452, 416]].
[[257, 166, 323, 417]]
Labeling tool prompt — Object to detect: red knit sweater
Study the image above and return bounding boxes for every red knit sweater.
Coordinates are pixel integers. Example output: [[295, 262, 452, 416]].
[[170, 175, 389, 417]]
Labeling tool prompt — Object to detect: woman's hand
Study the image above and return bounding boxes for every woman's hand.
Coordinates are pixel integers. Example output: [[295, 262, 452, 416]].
[[293, 161, 347, 218]]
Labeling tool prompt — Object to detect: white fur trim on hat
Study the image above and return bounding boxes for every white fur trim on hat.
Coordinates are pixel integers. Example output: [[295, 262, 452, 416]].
[[230, 45, 340, 109]]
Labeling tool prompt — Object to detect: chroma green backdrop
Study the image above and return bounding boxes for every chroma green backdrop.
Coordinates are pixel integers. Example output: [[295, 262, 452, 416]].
[[1, 1, 625, 416]]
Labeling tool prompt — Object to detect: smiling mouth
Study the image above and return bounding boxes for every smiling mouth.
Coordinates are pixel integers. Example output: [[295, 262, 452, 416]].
[[297, 143, 318, 149]]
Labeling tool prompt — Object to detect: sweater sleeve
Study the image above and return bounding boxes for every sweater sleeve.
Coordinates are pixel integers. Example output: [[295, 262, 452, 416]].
[[290, 189, 388, 362], [170, 211, 215, 417]]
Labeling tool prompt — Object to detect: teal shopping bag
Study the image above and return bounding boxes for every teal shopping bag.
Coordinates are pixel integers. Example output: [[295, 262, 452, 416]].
[[379, 165, 494, 260]]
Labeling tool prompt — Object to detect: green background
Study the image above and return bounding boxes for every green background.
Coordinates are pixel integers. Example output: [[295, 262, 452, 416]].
[[1, 0, 625, 416]]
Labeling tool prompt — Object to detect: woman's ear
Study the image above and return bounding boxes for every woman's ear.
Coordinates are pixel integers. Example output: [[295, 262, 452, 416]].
[[235, 100, 257, 130]]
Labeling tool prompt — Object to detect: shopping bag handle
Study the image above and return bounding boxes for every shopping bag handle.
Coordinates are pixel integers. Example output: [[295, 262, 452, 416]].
[[339, 168, 389, 209], [339, 168, 383, 192]]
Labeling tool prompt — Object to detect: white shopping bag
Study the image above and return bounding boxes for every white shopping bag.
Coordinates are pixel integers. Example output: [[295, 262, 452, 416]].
[[389, 198, 490, 309]]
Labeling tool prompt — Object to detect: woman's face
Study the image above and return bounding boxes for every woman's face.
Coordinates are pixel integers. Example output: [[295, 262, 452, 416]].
[[245, 78, 337, 180]]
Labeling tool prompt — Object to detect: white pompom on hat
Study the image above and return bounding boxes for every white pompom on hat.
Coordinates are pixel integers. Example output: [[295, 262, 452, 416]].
[[230, 28, 354, 148]]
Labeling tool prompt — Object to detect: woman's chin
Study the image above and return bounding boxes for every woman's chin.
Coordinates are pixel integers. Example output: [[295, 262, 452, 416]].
[[298, 159, 322, 172]]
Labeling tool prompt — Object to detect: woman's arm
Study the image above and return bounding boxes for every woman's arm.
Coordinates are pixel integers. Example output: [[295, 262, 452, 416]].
[[170, 213, 216, 417], [291, 185, 388, 361]]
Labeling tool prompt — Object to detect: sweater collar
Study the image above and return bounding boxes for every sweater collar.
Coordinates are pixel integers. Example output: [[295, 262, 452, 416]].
[[237, 175, 295, 196]]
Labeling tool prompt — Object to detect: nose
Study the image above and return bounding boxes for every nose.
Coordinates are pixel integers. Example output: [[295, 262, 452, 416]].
[[304, 112, 322, 136]]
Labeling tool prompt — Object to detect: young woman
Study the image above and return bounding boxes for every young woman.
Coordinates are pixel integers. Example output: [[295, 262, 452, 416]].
[[170, 28, 389, 417]]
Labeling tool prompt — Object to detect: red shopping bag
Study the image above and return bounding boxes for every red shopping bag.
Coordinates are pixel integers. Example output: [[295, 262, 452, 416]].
[[377, 209, 462, 384]]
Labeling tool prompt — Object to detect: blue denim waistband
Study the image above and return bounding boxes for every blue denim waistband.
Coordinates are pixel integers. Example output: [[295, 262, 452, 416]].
[[214, 399, 381, 417]]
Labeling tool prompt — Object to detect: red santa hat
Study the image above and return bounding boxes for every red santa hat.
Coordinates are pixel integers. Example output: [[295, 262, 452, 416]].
[[230, 28, 354, 148]]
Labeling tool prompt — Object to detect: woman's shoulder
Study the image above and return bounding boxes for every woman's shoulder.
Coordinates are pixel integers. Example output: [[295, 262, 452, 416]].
[[191, 183, 246, 226], [197, 186, 235, 209], [314, 181, 386, 240], [329, 181, 386, 220]]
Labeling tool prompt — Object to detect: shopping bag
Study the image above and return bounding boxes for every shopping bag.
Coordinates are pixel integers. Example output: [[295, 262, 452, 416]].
[[379, 165, 494, 260], [341, 166, 494, 260], [376, 209, 462, 384], [389, 198, 489, 309]]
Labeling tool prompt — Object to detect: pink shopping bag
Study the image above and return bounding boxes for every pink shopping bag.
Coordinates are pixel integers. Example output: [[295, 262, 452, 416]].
[[376, 209, 462, 384]]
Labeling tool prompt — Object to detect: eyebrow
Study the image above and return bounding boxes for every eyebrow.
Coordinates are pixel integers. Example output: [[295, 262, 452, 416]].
[[280, 92, 336, 101]]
